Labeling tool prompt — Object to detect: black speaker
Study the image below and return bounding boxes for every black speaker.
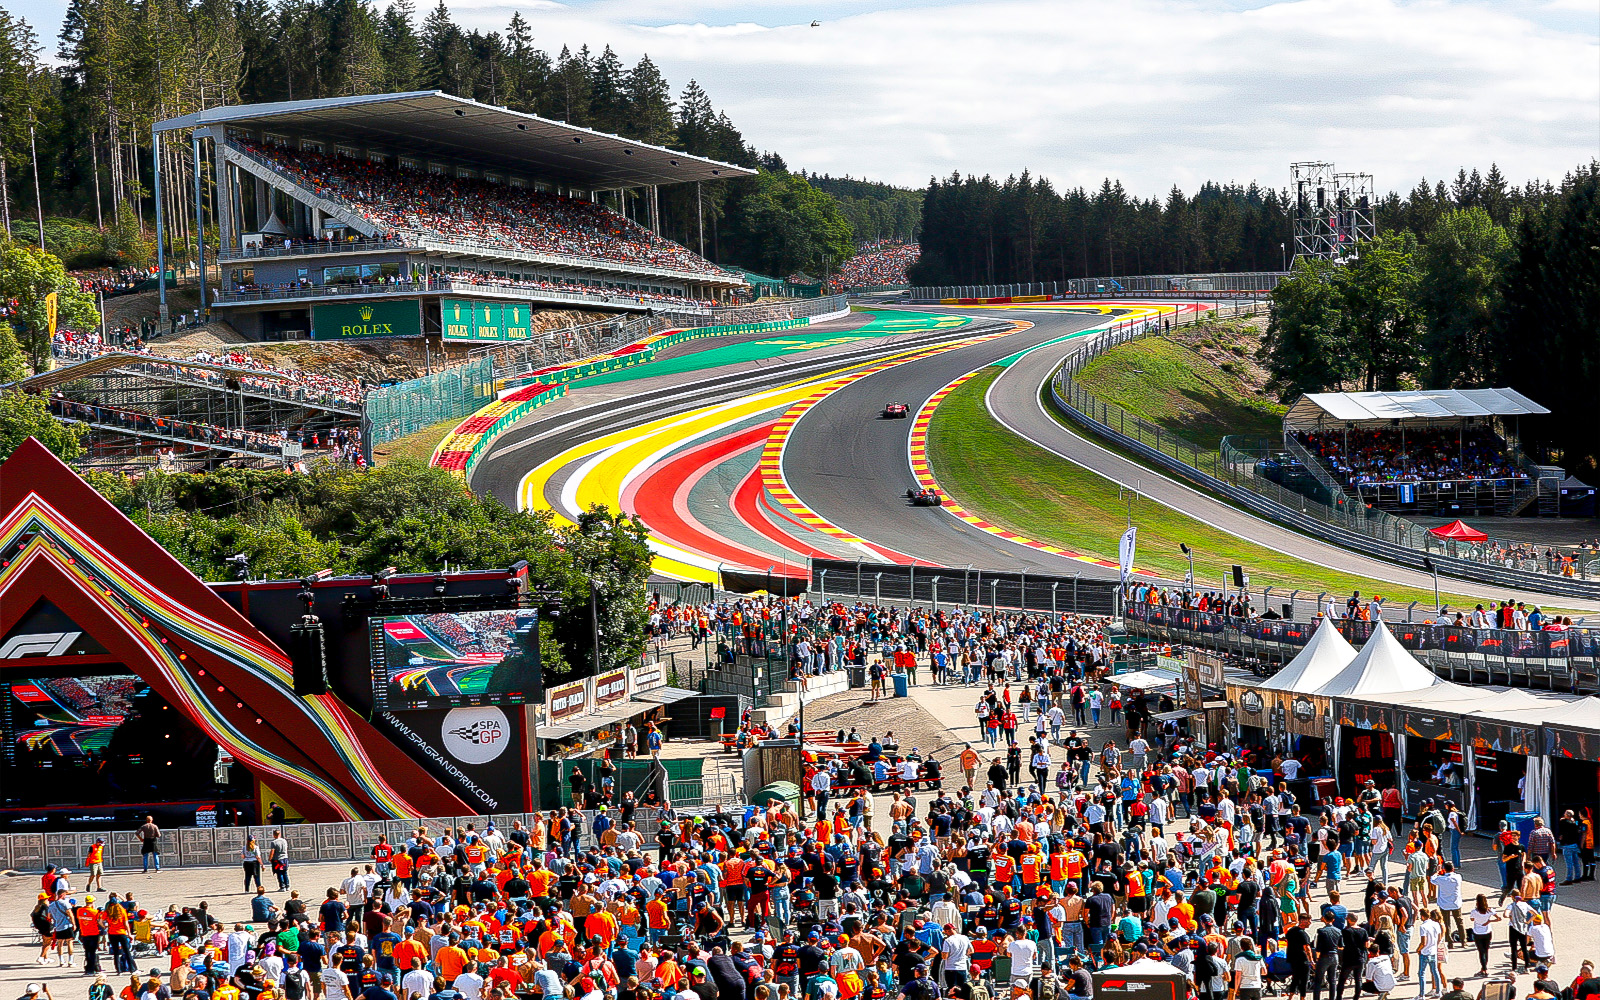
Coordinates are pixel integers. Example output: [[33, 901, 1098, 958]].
[[1232, 565, 1245, 588], [289, 616, 329, 695]]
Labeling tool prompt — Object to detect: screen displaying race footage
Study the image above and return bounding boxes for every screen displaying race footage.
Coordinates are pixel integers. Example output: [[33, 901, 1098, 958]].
[[369, 609, 540, 711]]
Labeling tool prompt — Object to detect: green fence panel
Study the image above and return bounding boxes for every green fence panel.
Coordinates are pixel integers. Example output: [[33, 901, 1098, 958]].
[[365, 355, 496, 447]]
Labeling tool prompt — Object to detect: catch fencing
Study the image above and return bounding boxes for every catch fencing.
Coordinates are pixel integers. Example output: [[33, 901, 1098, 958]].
[[809, 558, 1119, 616], [910, 272, 1286, 300], [362, 356, 496, 449]]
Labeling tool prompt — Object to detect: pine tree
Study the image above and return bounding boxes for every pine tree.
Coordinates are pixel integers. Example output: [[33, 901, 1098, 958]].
[[588, 45, 625, 133], [379, 0, 422, 93], [623, 55, 673, 146]]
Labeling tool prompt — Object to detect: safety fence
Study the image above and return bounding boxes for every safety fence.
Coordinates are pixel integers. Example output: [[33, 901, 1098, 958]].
[[1124, 601, 1599, 694], [808, 558, 1119, 616], [910, 272, 1285, 301], [1050, 326, 1600, 599], [0, 806, 696, 874], [362, 356, 496, 451]]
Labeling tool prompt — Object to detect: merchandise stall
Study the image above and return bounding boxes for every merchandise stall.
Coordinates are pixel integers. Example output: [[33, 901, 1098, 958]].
[[1332, 699, 1398, 793], [1249, 616, 1358, 774]]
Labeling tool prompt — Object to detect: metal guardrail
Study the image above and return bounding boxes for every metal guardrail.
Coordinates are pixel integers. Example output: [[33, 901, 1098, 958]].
[[910, 272, 1287, 300], [0, 806, 691, 874], [1048, 331, 1600, 598]]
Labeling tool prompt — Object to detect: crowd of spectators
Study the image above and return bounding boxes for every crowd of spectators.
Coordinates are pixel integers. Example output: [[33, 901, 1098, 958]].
[[49, 394, 364, 466], [237, 141, 727, 278], [1297, 429, 1526, 485], [76, 267, 163, 297], [51, 333, 368, 411], [836, 241, 920, 288]]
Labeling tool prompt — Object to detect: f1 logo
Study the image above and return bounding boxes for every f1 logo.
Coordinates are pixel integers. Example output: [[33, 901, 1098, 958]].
[[0, 631, 83, 658]]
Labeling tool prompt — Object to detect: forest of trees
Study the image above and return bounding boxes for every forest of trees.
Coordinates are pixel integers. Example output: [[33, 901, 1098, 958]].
[[908, 165, 1581, 287], [1258, 165, 1599, 478], [0, 1, 904, 279]]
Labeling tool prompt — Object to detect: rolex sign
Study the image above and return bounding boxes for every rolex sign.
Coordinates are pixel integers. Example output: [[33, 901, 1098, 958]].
[[312, 299, 422, 340]]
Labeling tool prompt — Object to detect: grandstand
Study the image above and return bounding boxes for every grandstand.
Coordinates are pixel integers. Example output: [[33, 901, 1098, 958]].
[[1281, 388, 1554, 517], [153, 92, 755, 343]]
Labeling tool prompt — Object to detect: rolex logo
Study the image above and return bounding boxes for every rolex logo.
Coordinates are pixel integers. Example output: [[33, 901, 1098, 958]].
[[360, 305, 373, 321], [453, 304, 462, 320]]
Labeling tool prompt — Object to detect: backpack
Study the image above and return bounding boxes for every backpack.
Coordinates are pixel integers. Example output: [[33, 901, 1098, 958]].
[[284, 971, 306, 1000], [968, 981, 990, 1000]]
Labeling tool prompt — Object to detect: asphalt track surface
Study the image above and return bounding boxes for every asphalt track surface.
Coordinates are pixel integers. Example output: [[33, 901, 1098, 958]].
[[781, 308, 1119, 574], [468, 314, 1006, 510]]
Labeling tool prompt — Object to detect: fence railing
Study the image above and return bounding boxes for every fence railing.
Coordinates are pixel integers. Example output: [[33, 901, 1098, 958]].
[[910, 272, 1287, 300], [808, 558, 1119, 616], [1123, 601, 1598, 694], [363, 355, 496, 450], [1051, 321, 1600, 593], [0, 805, 692, 874]]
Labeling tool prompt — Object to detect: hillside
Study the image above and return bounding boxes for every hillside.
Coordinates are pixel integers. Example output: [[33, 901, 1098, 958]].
[[1073, 316, 1286, 449]]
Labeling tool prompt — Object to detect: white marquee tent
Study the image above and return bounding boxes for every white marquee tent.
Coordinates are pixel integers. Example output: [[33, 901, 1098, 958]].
[[1260, 616, 1358, 693]]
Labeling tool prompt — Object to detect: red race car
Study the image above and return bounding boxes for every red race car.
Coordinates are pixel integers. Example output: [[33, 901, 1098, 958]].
[[883, 402, 909, 418]]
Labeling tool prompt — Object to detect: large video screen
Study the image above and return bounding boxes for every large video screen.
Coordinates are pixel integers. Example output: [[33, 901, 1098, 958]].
[[370, 609, 539, 711]]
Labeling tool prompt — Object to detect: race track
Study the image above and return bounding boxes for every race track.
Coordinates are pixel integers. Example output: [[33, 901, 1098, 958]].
[[472, 301, 1597, 605]]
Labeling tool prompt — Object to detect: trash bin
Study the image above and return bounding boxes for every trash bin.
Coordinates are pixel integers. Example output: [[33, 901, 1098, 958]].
[[892, 672, 908, 698], [848, 665, 867, 689], [1310, 777, 1338, 804], [1508, 810, 1540, 848]]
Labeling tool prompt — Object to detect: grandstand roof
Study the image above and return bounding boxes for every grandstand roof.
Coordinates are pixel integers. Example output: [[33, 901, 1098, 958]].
[[154, 92, 755, 190], [1284, 388, 1549, 430], [17, 352, 292, 392]]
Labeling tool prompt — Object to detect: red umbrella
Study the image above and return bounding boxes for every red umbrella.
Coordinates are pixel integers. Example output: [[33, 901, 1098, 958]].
[[1428, 519, 1488, 543]]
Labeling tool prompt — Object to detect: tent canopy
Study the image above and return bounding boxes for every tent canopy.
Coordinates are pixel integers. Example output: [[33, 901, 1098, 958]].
[[1261, 616, 1358, 693], [1318, 620, 1443, 697], [1429, 519, 1488, 543], [1283, 388, 1548, 431], [1114, 669, 1179, 690]]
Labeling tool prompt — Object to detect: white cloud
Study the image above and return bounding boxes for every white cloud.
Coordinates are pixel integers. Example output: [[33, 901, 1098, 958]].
[[437, 0, 1598, 195]]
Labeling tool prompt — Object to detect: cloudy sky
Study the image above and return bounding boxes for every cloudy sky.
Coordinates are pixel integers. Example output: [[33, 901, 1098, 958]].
[[22, 0, 1600, 195]]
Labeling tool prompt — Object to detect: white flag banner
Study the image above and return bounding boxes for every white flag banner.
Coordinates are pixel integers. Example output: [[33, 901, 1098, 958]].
[[1118, 526, 1138, 585]]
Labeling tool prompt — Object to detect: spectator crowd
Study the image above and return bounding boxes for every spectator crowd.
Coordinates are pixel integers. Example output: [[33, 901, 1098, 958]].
[[237, 141, 728, 280], [837, 242, 921, 289], [1297, 430, 1526, 486]]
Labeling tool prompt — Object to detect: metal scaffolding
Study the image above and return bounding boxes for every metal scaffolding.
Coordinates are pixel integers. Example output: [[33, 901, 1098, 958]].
[[1292, 161, 1375, 261], [39, 357, 361, 471]]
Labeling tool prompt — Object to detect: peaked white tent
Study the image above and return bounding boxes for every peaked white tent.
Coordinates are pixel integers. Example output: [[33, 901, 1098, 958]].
[[1319, 620, 1444, 697], [1261, 616, 1358, 693]]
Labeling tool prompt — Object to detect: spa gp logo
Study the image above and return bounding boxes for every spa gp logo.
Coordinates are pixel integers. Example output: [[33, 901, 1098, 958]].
[[442, 707, 511, 764]]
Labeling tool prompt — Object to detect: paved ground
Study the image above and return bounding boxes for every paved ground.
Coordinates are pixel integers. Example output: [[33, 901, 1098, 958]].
[[3, 674, 1593, 1000]]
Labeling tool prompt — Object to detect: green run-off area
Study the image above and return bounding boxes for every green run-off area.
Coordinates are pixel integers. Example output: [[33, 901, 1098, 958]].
[[578, 310, 967, 386]]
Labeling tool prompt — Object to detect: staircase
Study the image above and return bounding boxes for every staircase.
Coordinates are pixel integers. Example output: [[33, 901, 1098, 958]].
[[1281, 434, 1365, 511], [220, 141, 382, 240], [750, 670, 852, 728]]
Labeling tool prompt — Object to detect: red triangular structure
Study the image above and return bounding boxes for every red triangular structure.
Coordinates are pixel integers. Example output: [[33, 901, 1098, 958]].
[[1427, 519, 1488, 543], [0, 438, 472, 820]]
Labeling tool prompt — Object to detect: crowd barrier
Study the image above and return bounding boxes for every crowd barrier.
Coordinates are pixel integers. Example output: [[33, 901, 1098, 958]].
[[0, 807, 682, 875], [809, 557, 1118, 616], [363, 356, 497, 451], [1124, 601, 1600, 660]]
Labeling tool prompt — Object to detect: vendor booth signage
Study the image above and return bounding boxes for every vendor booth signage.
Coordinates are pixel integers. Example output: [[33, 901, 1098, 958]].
[[547, 679, 588, 720], [594, 669, 628, 705], [1465, 719, 1536, 756], [1401, 711, 1457, 742], [1545, 725, 1600, 760], [1234, 686, 1267, 728], [1283, 693, 1330, 738], [1335, 699, 1394, 731]]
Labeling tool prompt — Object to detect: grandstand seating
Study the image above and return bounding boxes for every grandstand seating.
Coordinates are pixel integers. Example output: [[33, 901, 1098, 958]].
[[237, 141, 727, 279], [1295, 428, 1528, 515]]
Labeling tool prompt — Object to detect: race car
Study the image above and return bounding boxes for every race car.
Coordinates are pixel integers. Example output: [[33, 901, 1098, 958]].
[[882, 401, 909, 418], [905, 487, 943, 507]]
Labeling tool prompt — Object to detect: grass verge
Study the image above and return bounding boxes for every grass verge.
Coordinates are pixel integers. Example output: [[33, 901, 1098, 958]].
[[926, 368, 1499, 609], [371, 417, 462, 466], [1074, 325, 1284, 449]]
